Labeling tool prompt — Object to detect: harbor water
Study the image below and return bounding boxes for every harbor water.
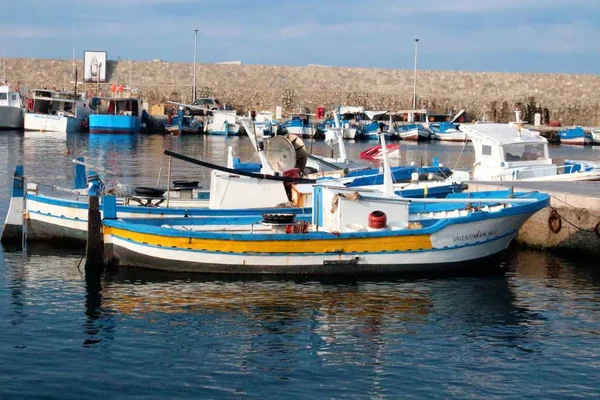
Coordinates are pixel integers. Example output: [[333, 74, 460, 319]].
[[1, 132, 599, 399]]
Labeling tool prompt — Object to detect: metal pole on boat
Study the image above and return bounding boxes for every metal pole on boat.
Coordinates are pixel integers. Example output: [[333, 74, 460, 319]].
[[412, 39, 419, 112], [166, 156, 172, 207], [193, 29, 198, 102]]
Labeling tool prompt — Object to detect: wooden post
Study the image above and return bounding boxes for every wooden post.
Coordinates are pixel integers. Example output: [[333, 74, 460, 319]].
[[85, 196, 104, 268]]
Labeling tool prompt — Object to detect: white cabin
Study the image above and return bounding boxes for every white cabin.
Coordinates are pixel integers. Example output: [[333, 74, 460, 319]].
[[0, 86, 24, 129], [24, 89, 91, 133], [459, 122, 557, 181], [0, 86, 22, 108]]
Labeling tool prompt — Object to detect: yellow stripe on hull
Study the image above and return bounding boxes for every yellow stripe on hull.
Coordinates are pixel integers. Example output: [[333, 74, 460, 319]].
[[105, 227, 434, 253]]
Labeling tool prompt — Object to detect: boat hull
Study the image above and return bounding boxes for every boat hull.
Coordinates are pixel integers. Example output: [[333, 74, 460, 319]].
[[24, 113, 83, 133], [559, 136, 592, 145], [89, 114, 141, 134], [103, 208, 543, 275], [430, 130, 467, 142], [0, 105, 24, 129]]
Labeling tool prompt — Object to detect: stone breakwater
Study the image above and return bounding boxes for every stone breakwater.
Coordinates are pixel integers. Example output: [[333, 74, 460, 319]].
[[5, 57, 600, 124]]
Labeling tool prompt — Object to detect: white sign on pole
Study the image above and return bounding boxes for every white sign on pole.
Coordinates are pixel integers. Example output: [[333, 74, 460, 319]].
[[83, 51, 107, 82]]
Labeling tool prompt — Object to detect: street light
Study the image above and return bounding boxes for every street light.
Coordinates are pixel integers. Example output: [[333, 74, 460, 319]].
[[412, 38, 420, 113], [193, 29, 198, 101]]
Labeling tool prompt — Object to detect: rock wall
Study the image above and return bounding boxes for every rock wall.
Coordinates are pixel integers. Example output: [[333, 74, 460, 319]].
[[4, 57, 600, 124]]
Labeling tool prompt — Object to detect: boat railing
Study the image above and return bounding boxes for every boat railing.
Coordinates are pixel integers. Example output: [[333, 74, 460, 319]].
[[504, 163, 600, 180]]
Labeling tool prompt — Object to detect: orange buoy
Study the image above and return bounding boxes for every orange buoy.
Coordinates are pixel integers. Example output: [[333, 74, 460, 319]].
[[368, 210, 387, 229]]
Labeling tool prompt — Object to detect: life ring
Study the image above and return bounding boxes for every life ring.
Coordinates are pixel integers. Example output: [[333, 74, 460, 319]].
[[594, 221, 600, 238], [548, 209, 562, 234], [27, 98, 34, 111]]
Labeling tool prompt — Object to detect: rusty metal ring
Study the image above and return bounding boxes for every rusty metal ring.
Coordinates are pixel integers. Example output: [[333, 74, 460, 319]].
[[595, 221, 600, 238], [548, 209, 562, 234]]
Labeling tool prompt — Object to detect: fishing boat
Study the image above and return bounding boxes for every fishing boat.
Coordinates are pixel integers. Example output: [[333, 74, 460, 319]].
[[0, 159, 313, 244], [359, 144, 400, 160], [205, 110, 240, 136], [460, 118, 600, 181], [558, 126, 593, 145], [429, 122, 467, 142], [24, 89, 91, 134], [101, 149, 549, 274], [592, 128, 600, 145], [165, 113, 203, 135], [395, 123, 430, 141], [0, 85, 24, 129], [88, 97, 145, 134], [281, 113, 314, 138]]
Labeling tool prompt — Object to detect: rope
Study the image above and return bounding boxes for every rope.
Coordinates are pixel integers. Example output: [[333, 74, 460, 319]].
[[549, 205, 599, 235], [551, 194, 600, 219], [452, 139, 469, 171]]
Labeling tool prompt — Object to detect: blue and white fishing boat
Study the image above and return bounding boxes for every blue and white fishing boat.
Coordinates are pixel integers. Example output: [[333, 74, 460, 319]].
[[281, 113, 314, 138], [558, 126, 592, 145], [395, 123, 430, 141], [205, 110, 240, 136], [88, 97, 145, 134], [101, 152, 549, 274], [429, 122, 466, 142]]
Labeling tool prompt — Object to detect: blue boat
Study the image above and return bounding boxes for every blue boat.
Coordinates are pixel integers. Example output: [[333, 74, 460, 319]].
[[281, 114, 313, 138], [88, 98, 146, 134], [558, 126, 592, 145], [429, 122, 466, 142]]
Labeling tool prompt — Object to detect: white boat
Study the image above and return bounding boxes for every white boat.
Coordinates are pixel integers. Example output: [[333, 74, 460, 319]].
[[396, 123, 430, 141], [590, 128, 600, 145], [0, 85, 24, 129], [206, 110, 240, 136], [460, 119, 600, 182], [24, 89, 91, 134], [429, 122, 467, 142]]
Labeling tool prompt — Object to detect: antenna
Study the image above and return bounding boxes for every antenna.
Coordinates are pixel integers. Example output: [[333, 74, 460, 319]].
[[2, 47, 5, 86], [72, 18, 75, 76]]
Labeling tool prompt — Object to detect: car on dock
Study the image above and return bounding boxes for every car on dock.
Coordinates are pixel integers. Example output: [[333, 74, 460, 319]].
[[179, 97, 223, 116]]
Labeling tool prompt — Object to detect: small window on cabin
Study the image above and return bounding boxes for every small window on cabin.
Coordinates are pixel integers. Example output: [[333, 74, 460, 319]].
[[482, 145, 492, 156], [11, 94, 17, 101], [0, 93, 7, 100]]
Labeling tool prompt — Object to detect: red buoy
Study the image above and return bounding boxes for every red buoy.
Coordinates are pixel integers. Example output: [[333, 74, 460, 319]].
[[368, 210, 387, 229]]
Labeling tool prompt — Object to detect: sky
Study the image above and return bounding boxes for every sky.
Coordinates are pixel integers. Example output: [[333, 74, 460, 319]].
[[2, 0, 600, 74]]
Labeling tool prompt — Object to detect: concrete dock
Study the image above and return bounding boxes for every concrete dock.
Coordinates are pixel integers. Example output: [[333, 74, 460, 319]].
[[468, 181, 600, 257]]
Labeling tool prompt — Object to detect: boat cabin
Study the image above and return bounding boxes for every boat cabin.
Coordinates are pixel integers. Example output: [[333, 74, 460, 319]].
[[29, 89, 88, 117], [0, 86, 22, 108], [460, 122, 556, 181], [93, 98, 141, 117]]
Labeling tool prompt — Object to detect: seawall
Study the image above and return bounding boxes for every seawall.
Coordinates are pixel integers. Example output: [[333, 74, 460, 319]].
[[4, 57, 600, 124]]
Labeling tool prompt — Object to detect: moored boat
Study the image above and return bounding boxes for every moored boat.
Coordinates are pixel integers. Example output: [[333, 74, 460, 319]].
[[429, 122, 466, 142], [88, 97, 145, 134], [558, 126, 593, 145], [396, 123, 430, 141], [0, 85, 24, 129], [102, 187, 549, 274], [359, 144, 400, 160], [24, 89, 91, 134], [460, 120, 600, 181]]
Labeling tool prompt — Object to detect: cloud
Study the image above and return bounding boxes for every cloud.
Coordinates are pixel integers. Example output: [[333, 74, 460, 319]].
[[386, 0, 594, 14]]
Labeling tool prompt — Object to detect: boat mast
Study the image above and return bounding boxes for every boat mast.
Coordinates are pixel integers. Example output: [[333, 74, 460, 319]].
[[412, 38, 419, 121]]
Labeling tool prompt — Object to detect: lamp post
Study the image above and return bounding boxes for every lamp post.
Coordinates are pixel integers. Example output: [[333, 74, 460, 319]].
[[412, 38, 420, 113], [193, 29, 198, 102]]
